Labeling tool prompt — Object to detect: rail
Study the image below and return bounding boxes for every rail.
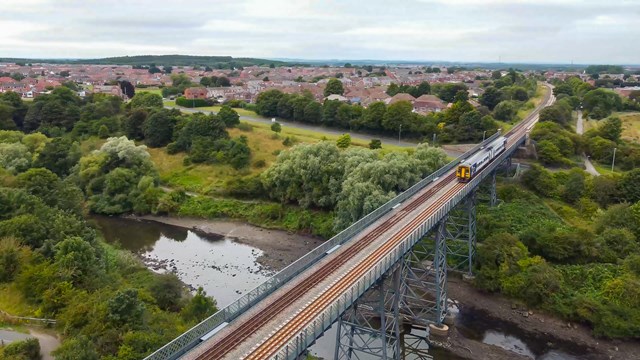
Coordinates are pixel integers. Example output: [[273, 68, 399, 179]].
[[147, 83, 551, 360], [0, 310, 56, 326], [271, 128, 530, 360], [145, 135, 501, 360]]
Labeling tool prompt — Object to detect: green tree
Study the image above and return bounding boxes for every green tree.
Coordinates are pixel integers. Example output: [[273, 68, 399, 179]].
[[130, 92, 163, 109], [599, 116, 622, 142], [336, 134, 351, 148], [561, 168, 586, 203], [620, 169, 640, 203], [369, 139, 382, 149], [361, 102, 386, 130], [149, 273, 184, 312], [143, 110, 176, 147], [255, 89, 283, 117], [382, 101, 413, 131], [217, 105, 239, 128], [324, 78, 345, 97], [303, 101, 323, 124], [479, 86, 503, 110], [493, 100, 519, 122], [124, 108, 148, 141], [270, 122, 282, 135], [537, 140, 568, 166], [54, 236, 102, 286], [107, 288, 146, 328], [475, 233, 529, 292], [181, 287, 217, 323]]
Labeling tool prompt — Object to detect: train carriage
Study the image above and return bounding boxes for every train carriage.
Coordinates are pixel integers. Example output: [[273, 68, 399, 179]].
[[456, 136, 507, 182]]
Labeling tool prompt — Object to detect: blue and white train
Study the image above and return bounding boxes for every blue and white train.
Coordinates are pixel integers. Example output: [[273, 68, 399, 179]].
[[456, 136, 507, 182]]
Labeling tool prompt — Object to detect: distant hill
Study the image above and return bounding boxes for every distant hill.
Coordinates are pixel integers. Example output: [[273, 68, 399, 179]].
[[0, 55, 294, 69]]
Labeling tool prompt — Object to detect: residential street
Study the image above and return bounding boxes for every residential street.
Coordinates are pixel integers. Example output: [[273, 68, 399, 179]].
[[576, 110, 600, 176]]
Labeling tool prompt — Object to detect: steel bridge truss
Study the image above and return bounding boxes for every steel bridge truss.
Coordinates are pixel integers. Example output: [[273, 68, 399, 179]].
[[334, 187, 481, 360]]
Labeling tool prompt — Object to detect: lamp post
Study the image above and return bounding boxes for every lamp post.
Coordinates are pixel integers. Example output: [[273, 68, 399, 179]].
[[482, 130, 487, 142], [612, 147, 617, 172], [398, 124, 402, 144], [433, 133, 437, 146]]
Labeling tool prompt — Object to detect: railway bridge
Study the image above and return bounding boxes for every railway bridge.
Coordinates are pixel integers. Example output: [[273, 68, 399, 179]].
[[147, 84, 555, 360]]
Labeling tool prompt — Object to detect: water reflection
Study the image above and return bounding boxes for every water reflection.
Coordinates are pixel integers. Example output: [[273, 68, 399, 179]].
[[93, 216, 272, 307]]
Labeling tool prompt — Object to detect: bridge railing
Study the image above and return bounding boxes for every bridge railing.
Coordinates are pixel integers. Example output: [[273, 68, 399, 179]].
[[144, 132, 501, 360], [272, 130, 529, 360]]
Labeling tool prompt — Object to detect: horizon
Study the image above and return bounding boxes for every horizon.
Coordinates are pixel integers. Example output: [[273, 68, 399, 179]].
[[1, 54, 637, 67], [2, 0, 639, 64]]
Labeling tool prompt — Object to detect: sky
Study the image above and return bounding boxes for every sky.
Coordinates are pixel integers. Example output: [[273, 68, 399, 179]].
[[1, 0, 639, 64]]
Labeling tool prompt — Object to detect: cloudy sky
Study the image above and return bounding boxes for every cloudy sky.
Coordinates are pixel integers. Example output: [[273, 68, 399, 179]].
[[1, 0, 639, 64]]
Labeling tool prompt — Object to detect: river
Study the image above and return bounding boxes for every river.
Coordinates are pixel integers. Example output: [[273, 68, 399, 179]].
[[93, 216, 586, 360]]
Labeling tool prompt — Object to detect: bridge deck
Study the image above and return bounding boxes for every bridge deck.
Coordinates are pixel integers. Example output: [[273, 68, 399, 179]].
[[180, 86, 554, 360], [184, 173, 458, 359]]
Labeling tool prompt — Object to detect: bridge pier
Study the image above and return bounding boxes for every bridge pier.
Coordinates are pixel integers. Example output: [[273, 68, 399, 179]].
[[489, 170, 498, 207], [445, 190, 477, 275], [335, 265, 401, 360]]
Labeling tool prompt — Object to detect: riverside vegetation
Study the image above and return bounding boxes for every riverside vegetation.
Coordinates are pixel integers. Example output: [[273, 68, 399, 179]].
[[1, 71, 639, 359]]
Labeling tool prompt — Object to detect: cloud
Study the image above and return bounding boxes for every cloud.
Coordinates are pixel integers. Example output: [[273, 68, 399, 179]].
[[0, 0, 638, 63]]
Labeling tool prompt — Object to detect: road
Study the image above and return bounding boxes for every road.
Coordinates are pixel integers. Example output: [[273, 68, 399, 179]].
[[576, 110, 600, 176], [165, 105, 465, 158], [0, 328, 59, 360]]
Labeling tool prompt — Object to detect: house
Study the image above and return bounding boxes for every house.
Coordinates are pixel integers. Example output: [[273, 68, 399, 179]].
[[413, 94, 446, 114], [184, 87, 208, 100], [93, 85, 124, 98], [325, 94, 349, 102], [385, 93, 415, 105]]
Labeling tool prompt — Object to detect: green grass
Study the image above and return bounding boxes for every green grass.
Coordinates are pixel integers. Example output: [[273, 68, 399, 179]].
[[617, 112, 640, 142], [0, 284, 37, 317], [148, 121, 407, 194], [164, 101, 257, 117], [136, 88, 162, 96], [515, 84, 548, 121]]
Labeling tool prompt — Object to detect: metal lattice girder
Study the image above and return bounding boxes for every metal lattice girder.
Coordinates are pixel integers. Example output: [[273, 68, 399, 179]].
[[489, 170, 498, 207], [335, 266, 401, 360], [444, 190, 477, 274], [399, 217, 448, 327], [401, 328, 434, 360]]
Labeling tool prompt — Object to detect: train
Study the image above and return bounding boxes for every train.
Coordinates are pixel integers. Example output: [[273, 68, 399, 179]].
[[456, 136, 507, 182]]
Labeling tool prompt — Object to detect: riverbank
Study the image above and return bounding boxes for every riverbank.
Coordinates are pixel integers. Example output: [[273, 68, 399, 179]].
[[445, 277, 640, 360], [132, 215, 325, 271]]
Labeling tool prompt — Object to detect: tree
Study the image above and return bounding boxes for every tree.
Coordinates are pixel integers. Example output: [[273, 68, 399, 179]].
[[386, 83, 400, 96], [34, 137, 80, 177], [620, 169, 640, 203], [217, 105, 239, 128], [361, 102, 386, 130], [53, 335, 99, 360], [130, 92, 163, 109], [537, 140, 568, 166], [322, 100, 342, 127], [123, 108, 148, 141], [382, 101, 413, 131], [270, 122, 282, 135], [599, 116, 622, 142], [143, 110, 176, 147], [491, 70, 502, 79], [119, 80, 135, 99], [324, 78, 344, 97], [0, 142, 31, 174], [149, 273, 184, 312], [54, 236, 102, 286], [336, 134, 351, 148], [479, 86, 503, 110], [433, 83, 468, 102], [561, 168, 586, 204], [493, 100, 519, 122], [255, 89, 283, 117], [107, 288, 145, 328], [369, 139, 382, 149], [303, 101, 323, 124], [181, 287, 217, 323]]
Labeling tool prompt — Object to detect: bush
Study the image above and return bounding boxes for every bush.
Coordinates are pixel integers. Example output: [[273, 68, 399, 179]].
[[237, 122, 253, 132], [175, 97, 213, 108], [2, 337, 41, 360]]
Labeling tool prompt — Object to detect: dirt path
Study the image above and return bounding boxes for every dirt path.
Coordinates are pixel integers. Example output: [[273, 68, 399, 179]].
[[447, 277, 640, 360], [134, 215, 325, 271], [29, 329, 60, 360]]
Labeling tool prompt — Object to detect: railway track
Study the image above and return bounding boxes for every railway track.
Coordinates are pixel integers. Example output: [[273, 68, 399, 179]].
[[196, 174, 455, 359], [194, 84, 554, 360]]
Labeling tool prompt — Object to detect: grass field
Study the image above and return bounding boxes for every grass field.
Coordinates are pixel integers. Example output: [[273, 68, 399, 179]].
[[0, 284, 37, 317], [618, 112, 640, 142], [136, 88, 163, 96], [149, 121, 407, 193]]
